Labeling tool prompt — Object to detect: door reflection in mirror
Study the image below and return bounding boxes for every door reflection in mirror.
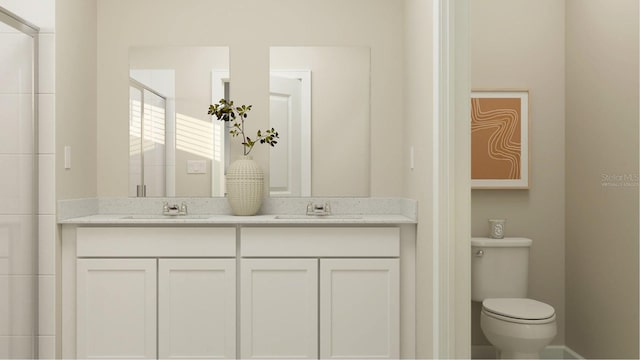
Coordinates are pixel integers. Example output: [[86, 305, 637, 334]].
[[129, 77, 168, 197], [270, 71, 311, 197], [211, 70, 230, 197]]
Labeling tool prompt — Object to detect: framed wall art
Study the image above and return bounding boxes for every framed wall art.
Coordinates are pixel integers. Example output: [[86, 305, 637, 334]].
[[471, 90, 529, 189]]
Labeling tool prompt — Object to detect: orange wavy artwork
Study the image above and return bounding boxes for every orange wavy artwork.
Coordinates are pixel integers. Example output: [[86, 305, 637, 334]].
[[471, 97, 522, 180]]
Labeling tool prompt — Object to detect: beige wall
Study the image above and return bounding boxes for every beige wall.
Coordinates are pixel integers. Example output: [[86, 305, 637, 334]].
[[470, 0, 566, 346], [96, 0, 404, 198], [565, 0, 639, 357], [55, 0, 98, 356], [403, 0, 434, 356], [56, 0, 98, 199]]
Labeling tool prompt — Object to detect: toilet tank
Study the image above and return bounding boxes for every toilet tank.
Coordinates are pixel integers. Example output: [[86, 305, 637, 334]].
[[471, 237, 532, 302]]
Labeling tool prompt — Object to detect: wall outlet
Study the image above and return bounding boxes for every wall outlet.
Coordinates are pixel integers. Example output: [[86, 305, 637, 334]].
[[187, 160, 207, 174]]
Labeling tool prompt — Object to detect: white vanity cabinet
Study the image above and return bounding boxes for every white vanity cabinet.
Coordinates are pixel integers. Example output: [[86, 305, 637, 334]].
[[63, 223, 414, 360], [240, 227, 400, 360], [158, 259, 236, 359], [74, 227, 237, 360], [241, 259, 319, 359], [77, 258, 157, 359], [319, 258, 399, 359]]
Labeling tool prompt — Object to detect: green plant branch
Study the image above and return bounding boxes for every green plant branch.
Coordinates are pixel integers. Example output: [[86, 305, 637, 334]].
[[208, 99, 279, 156]]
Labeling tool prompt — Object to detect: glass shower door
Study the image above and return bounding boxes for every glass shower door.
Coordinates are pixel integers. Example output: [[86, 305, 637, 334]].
[[0, 7, 38, 359], [129, 81, 167, 197]]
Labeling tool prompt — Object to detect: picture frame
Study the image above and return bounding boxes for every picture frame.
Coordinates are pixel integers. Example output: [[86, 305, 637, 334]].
[[471, 90, 529, 189]]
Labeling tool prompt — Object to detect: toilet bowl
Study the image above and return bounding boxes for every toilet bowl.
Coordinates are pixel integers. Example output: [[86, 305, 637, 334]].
[[471, 237, 557, 358], [480, 298, 557, 359]]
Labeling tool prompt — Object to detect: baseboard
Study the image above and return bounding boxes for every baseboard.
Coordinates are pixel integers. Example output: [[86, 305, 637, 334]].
[[472, 345, 584, 359], [542, 346, 566, 359], [561, 346, 585, 359]]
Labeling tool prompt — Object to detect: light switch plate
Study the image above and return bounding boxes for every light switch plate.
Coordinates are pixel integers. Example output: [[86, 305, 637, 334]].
[[187, 160, 207, 174], [64, 146, 71, 169], [410, 146, 414, 170]]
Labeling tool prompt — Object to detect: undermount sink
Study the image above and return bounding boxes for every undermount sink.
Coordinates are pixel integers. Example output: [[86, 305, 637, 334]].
[[119, 215, 212, 220], [274, 215, 363, 220]]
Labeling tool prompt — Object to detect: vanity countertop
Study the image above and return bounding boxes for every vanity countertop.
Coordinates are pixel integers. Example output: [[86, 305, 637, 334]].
[[59, 213, 416, 225], [57, 197, 418, 225]]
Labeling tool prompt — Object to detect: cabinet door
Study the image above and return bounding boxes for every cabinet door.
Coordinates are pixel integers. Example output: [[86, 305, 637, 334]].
[[241, 259, 318, 359], [77, 259, 157, 359], [320, 259, 399, 359], [158, 259, 236, 359]]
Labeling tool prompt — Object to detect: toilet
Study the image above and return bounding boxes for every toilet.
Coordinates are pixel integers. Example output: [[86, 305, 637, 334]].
[[471, 237, 557, 359]]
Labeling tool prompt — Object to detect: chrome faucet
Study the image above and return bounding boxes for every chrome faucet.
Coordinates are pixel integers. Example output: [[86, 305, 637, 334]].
[[163, 201, 188, 216], [306, 201, 331, 216]]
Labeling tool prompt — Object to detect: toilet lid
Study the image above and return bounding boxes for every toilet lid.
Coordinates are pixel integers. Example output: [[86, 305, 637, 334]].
[[483, 298, 555, 320]]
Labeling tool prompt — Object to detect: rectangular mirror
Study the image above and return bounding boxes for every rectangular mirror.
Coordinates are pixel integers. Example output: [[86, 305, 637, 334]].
[[128, 46, 370, 198], [129, 46, 229, 197], [270, 47, 371, 197]]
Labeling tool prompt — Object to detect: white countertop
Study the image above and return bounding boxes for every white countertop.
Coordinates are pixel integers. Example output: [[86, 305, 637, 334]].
[[59, 213, 416, 225], [57, 197, 418, 225]]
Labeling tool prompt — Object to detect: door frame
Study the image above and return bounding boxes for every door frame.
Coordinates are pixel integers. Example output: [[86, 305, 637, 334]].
[[432, 0, 471, 358]]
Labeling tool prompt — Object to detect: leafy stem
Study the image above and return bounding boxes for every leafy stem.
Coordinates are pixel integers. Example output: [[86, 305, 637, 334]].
[[208, 99, 279, 156]]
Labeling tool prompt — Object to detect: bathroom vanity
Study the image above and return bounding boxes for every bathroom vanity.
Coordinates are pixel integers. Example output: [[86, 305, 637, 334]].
[[58, 198, 417, 359]]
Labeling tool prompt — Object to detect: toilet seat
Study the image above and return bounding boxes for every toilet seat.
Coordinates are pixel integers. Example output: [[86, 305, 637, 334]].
[[482, 298, 555, 325]]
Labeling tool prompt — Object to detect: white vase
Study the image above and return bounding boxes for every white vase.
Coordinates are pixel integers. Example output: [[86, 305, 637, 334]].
[[225, 156, 264, 216]]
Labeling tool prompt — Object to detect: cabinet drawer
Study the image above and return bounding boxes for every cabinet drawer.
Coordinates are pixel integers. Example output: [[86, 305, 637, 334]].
[[77, 227, 236, 257], [241, 227, 399, 257]]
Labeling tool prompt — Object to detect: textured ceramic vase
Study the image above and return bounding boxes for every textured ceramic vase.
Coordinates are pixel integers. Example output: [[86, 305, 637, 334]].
[[225, 156, 264, 215]]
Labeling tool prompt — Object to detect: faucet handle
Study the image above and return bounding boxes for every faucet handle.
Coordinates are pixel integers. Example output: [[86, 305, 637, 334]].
[[180, 202, 188, 215]]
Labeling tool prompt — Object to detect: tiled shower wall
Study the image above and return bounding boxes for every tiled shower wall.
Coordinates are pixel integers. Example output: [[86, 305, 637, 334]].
[[0, 1, 56, 358], [37, 14, 56, 360]]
